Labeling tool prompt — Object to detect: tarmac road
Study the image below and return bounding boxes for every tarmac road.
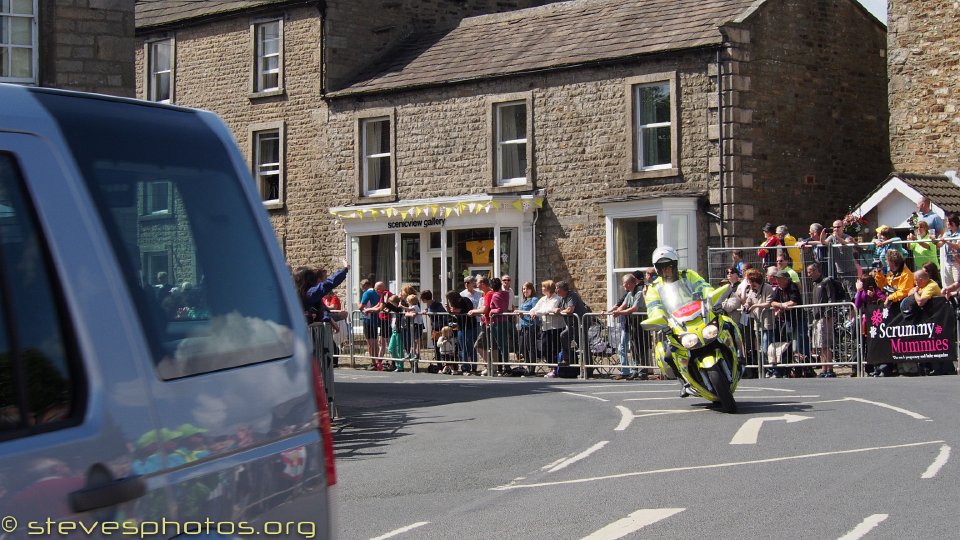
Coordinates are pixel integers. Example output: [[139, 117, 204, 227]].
[[324, 371, 959, 540]]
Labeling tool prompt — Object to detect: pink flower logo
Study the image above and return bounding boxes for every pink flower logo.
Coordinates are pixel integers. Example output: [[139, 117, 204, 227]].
[[935, 325, 943, 335], [871, 311, 883, 326]]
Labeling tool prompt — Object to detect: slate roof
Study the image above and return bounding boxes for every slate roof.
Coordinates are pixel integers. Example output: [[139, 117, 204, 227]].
[[895, 173, 960, 214], [332, 0, 763, 96], [136, 0, 306, 30]]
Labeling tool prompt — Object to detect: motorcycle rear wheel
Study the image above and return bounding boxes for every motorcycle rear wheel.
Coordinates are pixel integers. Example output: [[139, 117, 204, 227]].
[[706, 367, 737, 413]]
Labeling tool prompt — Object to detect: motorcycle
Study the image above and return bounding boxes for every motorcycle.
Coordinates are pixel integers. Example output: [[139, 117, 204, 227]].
[[641, 281, 743, 413]]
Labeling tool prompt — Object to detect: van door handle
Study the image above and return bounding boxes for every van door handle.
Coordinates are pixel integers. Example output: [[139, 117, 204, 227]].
[[69, 474, 147, 513]]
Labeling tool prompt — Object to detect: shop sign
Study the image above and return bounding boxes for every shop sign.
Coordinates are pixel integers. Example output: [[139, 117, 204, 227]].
[[386, 217, 447, 229]]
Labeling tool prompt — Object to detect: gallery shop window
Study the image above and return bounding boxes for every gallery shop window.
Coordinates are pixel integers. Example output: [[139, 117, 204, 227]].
[[0, 0, 37, 84], [251, 18, 282, 94], [360, 116, 392, 198], [494, 101, 528, 186], [146, 38, 173, 103]]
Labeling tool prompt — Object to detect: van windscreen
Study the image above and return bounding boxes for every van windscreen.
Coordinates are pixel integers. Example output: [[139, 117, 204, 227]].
[[34, 94, 293, 379]]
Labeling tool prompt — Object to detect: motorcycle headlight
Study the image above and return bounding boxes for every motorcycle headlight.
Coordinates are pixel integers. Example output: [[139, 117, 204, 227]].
[[702, 324, 719, 341], [680, 333, 700, 349]]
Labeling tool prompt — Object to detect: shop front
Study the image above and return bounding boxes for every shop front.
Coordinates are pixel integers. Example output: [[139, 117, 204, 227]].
[[331, 193, 541, 307]]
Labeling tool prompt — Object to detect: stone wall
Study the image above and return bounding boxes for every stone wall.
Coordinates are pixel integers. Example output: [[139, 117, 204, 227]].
[[40, 0, 135, 95], [721, 0, 889, 247], [323, 0, 557, 91], [888, 0, 960, 175], [325, 53, 718, 306]]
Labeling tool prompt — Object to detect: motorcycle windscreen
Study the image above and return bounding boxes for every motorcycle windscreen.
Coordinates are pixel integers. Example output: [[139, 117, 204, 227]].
[[655, 281, 702, 323]]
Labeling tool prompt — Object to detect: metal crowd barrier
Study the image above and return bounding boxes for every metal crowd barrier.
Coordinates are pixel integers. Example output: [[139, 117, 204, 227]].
[[742, 301, 863, 378], [309, 322, 338, 416]]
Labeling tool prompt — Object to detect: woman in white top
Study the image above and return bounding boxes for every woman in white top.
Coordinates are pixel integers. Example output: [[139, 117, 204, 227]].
[[529, 279, 563, 365]]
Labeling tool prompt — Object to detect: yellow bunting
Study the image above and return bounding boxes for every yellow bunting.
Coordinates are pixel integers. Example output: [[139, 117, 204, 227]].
[[534, 198, 544, 208], [414, 207, 422, 217], [491, 201, 501, 210], [370, 209, 379, 218], [444, 207, 453, 218], [430, 205, 439, 216], [356, 211, 363, 220], [512, 200, 524, 211], [400, 210, 409, 219]]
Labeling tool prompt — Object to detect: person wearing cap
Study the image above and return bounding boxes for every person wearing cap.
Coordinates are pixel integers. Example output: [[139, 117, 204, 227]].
[[769, 268, 806, 377], [757, 222, 782, 270], [872, 225, 905, 274]]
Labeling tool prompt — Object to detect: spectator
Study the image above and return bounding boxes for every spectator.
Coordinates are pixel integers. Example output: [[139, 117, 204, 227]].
[[717, 266, 743, 318], [610, 274, 644, 380], [501, 274, 515, 310], [797, 223, 829, 276], [372, 282, 393, 358], [555, 280, 590, 376], [516, 281, 539, 375], [404, 294, 425, 361], [873, 225, 906, 273], [445, 290, 479, 374], [420, 290, 447, 368], [358, 279, 380, 363], [937, 213, 960, 294], [766, 265, 779, 286], [915, 195, 944, 237], [474, 277, 511, 376], [777, 225, 803, 272], [775, 254, 801, 284], [436, 326, 457, 374], [769, 269, 803, 377], [529, 280, 563, 375], [807, 263, 844, 378], [295, 259, 349, 324], [469, 276, 494, 373], [876, 249, 916, 312], [643, 268, 658, 296], [758, 222, 782, 269], [855, 273, 887, 377], [743, 268, 775, 375], [460, 276, 483, 308], [922, 261, 942, 287], [824, 219, 860, 299], [907, 220, 938, 271], [902, 269, 941, 314], [731, 250, 745, 277]]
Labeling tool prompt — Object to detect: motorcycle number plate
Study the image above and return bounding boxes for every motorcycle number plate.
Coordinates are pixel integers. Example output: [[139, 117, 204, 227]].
[[672, 301, 703, 320]]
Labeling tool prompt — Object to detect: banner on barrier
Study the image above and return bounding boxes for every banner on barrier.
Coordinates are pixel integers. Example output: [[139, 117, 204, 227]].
[[864, 298, 957, 364]]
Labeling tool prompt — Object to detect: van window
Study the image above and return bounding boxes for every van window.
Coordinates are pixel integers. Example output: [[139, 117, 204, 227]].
[[34, 94, 294, 379], [0, 154, 80, 437]]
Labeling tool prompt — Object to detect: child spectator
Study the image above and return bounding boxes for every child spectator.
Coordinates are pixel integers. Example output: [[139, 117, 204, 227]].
[[405, 294, 425, 361], [437, 326, 457, 374]]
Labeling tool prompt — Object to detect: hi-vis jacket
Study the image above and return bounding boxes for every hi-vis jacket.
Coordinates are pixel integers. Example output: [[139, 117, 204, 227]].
[[644, 269, 713, 320]]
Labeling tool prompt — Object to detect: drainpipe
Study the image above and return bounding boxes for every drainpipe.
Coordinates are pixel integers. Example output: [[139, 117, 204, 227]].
[[318, 0, 327, 97], [716, 46, 726, 249]]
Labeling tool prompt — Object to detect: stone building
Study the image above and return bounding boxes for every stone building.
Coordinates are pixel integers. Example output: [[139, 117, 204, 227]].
[[887, 0, 959, 175], [1, 0, 135, 96], [135, 0, 889, 308]]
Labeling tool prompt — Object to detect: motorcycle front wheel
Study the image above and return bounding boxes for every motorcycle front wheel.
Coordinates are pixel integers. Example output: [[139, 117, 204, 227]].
[[706, 367, 737, 413]]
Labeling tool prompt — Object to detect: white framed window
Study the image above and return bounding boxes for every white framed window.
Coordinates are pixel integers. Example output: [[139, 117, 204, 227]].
[[603, 197, 698, 307], [0, 0, 37, 84], [143, 250, 170, 288], [360, 117, 392, 197], [634, 82, 671, 169], [625, 73, 678, 179], [495, 101, 527, 186], [146, 38, 173, 103], [251, 123, 284, 207], [252, 18, 282, 94], [143, 180, 172, 216]]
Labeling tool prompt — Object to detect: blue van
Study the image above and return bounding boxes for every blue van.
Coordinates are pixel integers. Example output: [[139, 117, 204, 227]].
[[0, 84, 333, 538]]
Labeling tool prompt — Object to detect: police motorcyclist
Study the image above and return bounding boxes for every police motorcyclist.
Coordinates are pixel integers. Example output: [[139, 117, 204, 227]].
[[644, 246, 713, 397]]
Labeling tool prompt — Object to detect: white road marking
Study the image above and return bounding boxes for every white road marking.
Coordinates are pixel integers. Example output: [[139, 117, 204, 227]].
[[490, 440, 944, 491], [921, 444, 951, 479], [593, 389, 686, 395], [562, 391, 609, 402], [622, 395, 819, 402], [744, 386, 797, 393], [837, 514, 888, 540], [843, 397, 929, 420], [615, 405, 709, 430], [580, 508, 685, 540], [730, 414, 814, 445], [544, 441, 610, 473], [370, 522, 430, 539]]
